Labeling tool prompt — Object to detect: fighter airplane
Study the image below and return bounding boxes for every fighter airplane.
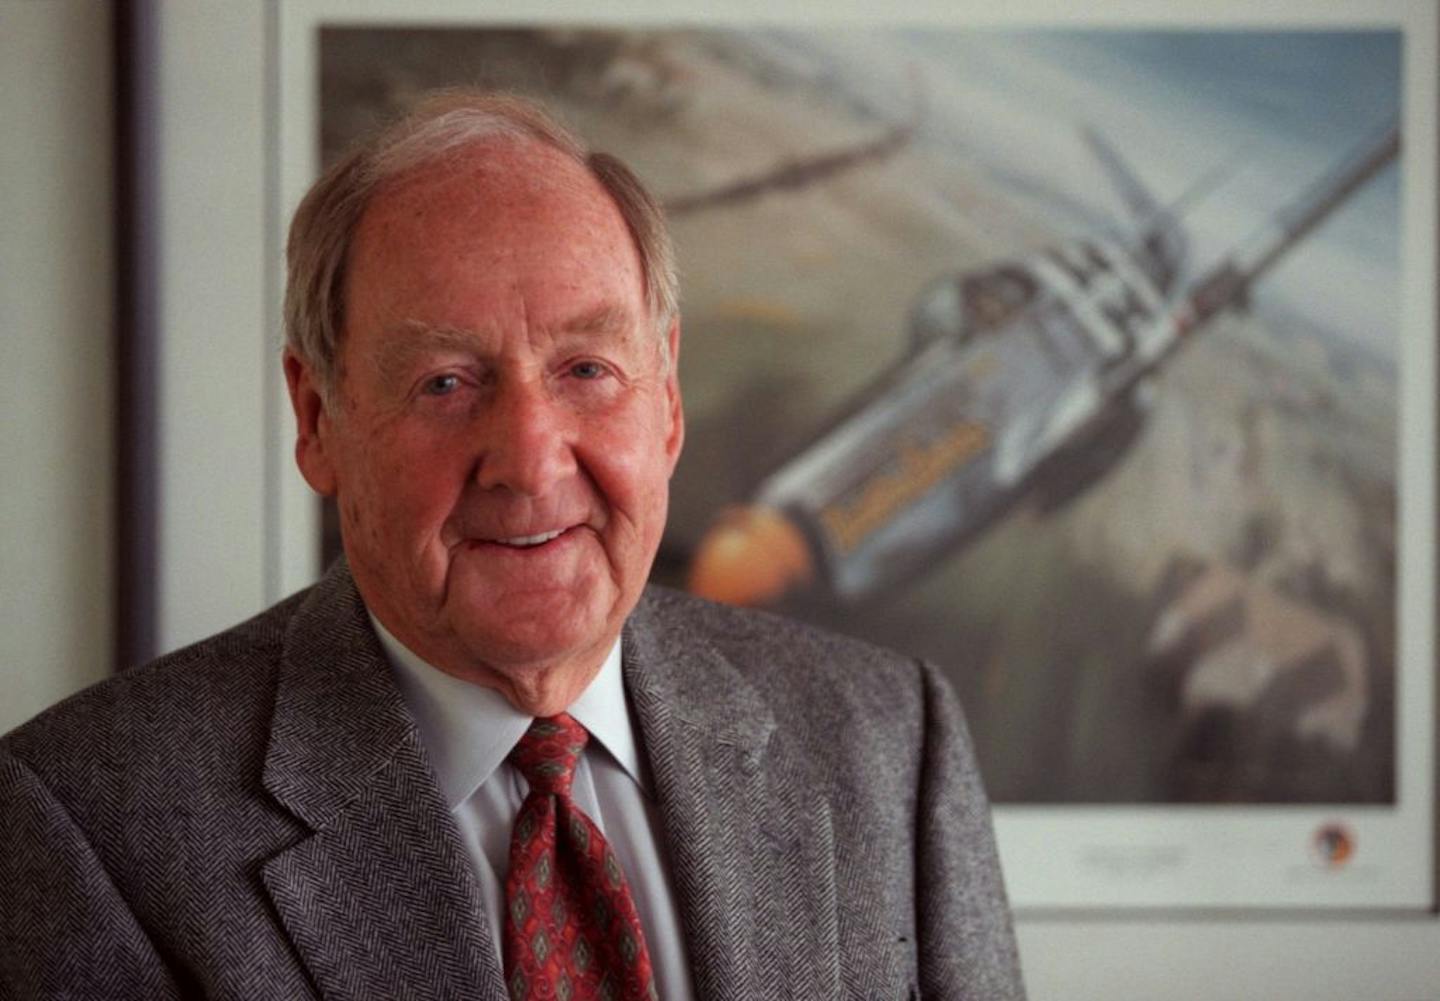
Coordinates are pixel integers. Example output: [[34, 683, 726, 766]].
[[687, 120, 1401, 607]]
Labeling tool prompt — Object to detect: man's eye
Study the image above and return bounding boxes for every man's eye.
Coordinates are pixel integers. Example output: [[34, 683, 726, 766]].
[[569, 361, 606, 380], [422, 374, 460, 396]]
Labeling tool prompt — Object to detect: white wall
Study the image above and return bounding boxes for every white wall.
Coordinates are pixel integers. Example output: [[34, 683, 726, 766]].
[[152, 1, 274, 653], [1017, 915, 1440, 1000], [0, 1, 114, 733]]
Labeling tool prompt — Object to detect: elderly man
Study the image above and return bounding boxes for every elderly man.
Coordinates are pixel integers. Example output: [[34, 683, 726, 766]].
[[0, 93, 1023, 1000]]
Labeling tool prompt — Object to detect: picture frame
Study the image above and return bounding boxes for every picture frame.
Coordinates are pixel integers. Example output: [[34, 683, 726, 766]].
[[144, 0, 1437, 930]]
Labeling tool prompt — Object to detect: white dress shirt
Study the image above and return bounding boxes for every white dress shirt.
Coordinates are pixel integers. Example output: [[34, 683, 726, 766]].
[[374, 618, 695, 1001]]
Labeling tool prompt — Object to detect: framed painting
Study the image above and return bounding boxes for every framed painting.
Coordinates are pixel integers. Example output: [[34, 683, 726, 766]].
[[148, 0, 1437, 915]]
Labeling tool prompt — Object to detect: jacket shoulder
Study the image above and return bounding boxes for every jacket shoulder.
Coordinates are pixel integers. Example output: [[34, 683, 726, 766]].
[[2, 587, 311, 782], [635, 585, 930, 726]]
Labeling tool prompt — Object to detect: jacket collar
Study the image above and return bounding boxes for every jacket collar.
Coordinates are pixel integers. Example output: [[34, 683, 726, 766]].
[[262, 560, 416, 829], [623, 590, 839, 1001], [622, 587, 777, 763], [260, 560, 506, 1000], [258, 565, 831, 1001], [262, 566, 782, 831]]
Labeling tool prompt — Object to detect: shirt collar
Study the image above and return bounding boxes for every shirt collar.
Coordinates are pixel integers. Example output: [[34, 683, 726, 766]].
[[371, 614, 645, 809]]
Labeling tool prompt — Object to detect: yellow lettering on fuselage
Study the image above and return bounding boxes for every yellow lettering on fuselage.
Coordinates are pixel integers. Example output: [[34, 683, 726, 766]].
[[819, 421, 991, 554]]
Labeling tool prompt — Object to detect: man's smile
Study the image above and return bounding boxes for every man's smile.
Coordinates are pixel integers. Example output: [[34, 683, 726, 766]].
[[457, 524, 588, 554], [494, 528, 565, 547]]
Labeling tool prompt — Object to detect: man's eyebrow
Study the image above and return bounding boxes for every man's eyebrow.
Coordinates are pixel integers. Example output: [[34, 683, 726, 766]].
[[374, 322, 484, 383], [556, 303, 634, 337]]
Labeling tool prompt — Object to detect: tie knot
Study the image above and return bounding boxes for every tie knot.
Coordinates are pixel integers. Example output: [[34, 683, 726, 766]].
[[510, 713, 588, 796]]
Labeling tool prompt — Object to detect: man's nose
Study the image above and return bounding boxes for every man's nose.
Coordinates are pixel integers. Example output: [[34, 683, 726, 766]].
[[473, 379, 577, 496]]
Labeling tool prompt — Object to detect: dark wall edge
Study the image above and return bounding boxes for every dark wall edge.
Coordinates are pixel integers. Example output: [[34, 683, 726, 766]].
[[113, 0, 159, 671]]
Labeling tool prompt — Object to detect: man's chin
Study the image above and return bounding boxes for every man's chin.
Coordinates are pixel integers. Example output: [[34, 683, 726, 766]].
[[436, 548, 635, 678], [444, 592, 617, 673]]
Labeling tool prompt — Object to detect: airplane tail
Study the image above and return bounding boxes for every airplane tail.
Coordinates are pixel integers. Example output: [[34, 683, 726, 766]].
[[1082, 125, 1187, 296], [1082, 125, 1163, 223]]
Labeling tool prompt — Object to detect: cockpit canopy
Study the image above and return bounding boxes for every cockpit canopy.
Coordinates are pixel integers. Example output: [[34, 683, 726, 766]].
[[909, 263, 1040, 349]]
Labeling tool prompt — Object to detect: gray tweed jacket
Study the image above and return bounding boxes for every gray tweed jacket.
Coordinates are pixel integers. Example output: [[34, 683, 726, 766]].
[[0, 561, 1023, 1000]]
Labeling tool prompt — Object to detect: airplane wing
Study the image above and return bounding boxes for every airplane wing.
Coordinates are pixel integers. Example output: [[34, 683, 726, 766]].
[[1178, 122, 1400, 337]]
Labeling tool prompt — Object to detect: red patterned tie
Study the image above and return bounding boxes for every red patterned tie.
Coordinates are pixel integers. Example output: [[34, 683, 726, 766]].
[[503, 714, 657, 1001]]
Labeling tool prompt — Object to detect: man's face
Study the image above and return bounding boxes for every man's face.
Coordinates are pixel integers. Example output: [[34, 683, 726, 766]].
[[288, 139, 682, 708]]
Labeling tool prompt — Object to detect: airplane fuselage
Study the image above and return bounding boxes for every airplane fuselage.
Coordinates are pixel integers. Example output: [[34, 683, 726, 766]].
[[755, 235, 1180, 601]]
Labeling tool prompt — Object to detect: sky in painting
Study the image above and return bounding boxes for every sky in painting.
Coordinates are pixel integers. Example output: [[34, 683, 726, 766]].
[[768, 28, 1402, 353]]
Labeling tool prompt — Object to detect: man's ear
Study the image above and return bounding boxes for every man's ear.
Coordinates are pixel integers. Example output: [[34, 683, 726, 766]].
[[283, 348, 339, 497], [663, 317, 685, 474]]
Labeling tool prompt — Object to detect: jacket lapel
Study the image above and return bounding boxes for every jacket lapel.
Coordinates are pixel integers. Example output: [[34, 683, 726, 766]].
[[623, 590, 841, 1001], [259, 563, 507, 1001]]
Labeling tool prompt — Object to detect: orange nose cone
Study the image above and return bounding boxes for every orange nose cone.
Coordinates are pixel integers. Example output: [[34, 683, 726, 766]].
[[687, 506, 813, 606]]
